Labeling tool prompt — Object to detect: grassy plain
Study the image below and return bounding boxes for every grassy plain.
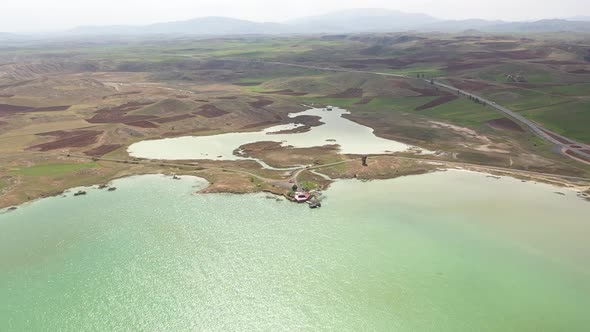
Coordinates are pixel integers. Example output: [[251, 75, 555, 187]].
[[11, 162, 98, 176]]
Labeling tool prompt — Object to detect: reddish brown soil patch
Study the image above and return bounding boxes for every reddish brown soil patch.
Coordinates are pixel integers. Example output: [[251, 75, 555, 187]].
[[354, 97, 373, 105], [446, 78, 493, 91], [126, 121, 159, 128], [533, 60, 583, 65], [565, 149, 590, 163], [31, 130, 102, 151], [261, 89, 307, 96], [569, 69, 590, 74], [464, 52, 502, 60], [0, 120, 7, 126], [326, 88, 364, 98], [487, 117, 525, 132], [423, 40, 457, 46], [498, 50, 542, 60], [241, 120, 281, 129], [87, 102, 156, 124], [233, 82, 260, 86], [415, 95, 458, 111], [248, 99, 274, 108], [581, 149, 590, 154], [409, 88, 444, 97], [0, 104, 31, 116], [108, 102, 153, 112], [33, 105, 71, 112], [162, 127, 211, 137], [152, 114, 195, 123], [84, 144, 123, 156], [103, 91, 141, 99], [0, 104, 68, 115], [196, 104, 229, 118], [445, 60, 504, 71], [391, 80, 413, 89]]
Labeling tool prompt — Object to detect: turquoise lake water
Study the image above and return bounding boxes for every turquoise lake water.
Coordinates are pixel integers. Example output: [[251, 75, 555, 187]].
[[1, 171, 589, 331]]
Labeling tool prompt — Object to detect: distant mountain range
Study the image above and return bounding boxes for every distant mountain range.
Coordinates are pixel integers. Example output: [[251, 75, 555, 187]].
[[7, 9, 590, 38], [71, 17, 285, 36], [568, 16, 590, 21], [284, 9, 439, 33], [0, 32, 19, 40]]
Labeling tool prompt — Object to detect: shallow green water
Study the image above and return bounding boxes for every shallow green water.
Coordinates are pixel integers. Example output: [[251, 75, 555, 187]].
[[1, 171, 589, 331]]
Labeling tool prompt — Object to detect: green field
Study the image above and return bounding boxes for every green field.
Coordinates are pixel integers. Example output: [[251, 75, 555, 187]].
[[12, 162, 98, 177], [413, 98, 502, 127], [520, 100, 590, 143], [386, 65, 448, 77], [484, 89, 571, 111], [305, 97, 361, 108], [361, 96, 435, 112], [472, 63, 555, 83], [537, 83, 590, 96]]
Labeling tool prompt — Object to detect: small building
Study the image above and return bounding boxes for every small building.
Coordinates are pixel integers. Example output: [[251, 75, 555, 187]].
[[294, 192, 311, 203]]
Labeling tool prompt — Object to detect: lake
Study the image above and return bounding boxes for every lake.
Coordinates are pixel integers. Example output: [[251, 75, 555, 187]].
[[127, 107, 416, 163], [1, 171, 589, 331]]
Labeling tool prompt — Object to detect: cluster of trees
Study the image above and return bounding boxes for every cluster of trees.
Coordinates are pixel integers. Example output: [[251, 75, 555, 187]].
[[468, 95, 487, 106], [505, 74, 527, 83], [416, 73, 436, 82]]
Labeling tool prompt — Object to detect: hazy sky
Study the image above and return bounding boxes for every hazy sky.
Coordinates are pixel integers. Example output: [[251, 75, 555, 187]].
[[2, 0, 589, 32]]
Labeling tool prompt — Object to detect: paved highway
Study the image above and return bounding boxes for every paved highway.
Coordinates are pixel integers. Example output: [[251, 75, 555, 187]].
[[234, 59, 590, 164], [428, 80, 590, 164]]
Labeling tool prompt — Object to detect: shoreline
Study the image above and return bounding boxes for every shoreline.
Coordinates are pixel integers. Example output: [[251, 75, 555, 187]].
[[2, 163, 589, 213]]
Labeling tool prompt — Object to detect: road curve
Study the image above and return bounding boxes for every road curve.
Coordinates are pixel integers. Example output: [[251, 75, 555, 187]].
[[428, 80, 590, 163], [229, 59, 590, 165]]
